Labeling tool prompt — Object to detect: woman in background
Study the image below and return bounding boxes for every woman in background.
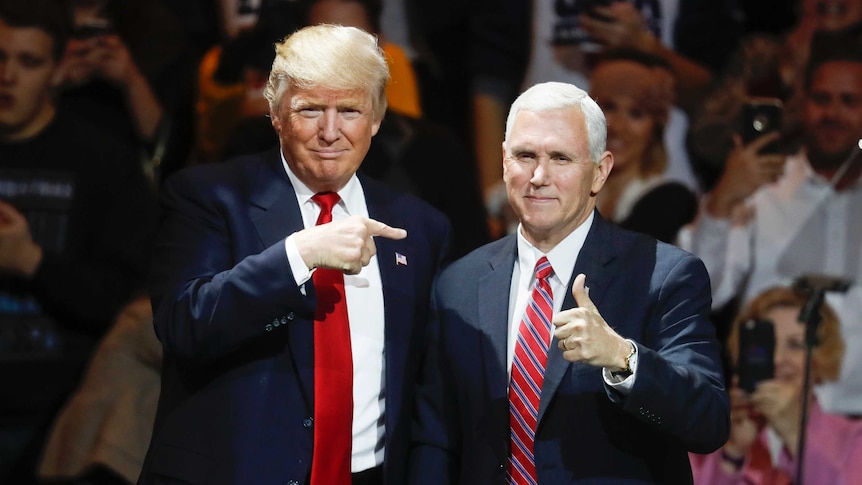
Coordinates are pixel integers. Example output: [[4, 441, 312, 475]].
[[690, 286, 862, 484], [589, 49, 697, 244]]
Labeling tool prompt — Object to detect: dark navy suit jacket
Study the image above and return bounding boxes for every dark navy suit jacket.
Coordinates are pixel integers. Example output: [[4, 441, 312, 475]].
[[410, 213, 729, 484], [139, 149, 451, 484]]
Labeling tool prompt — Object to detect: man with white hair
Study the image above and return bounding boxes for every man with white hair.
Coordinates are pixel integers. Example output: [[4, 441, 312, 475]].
[[410, 81, 728, 484]]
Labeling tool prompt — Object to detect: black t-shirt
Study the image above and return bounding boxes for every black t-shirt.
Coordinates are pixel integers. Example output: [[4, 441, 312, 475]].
[[0, 111, 157, 411]]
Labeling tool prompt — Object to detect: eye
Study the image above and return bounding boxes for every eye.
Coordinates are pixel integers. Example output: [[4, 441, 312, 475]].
[[787, 338, 806, 351], [551, 155, 572, 164], [340, 108, 362, 119], [809, 93, 830, 106], [629, 107, 646, 120], [515, 152, 536, 163]]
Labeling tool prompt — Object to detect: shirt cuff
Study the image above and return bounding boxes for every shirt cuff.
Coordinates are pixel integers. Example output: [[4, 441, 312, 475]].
[[603, 340, 639, 393], [285, 234, 313, 288]]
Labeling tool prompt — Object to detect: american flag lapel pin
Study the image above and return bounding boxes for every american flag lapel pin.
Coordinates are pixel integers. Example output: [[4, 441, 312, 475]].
[[395, 252, 408, 266]]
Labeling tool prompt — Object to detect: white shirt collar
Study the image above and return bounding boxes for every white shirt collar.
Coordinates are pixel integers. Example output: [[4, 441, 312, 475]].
[[515, 210, 594, 287], [280, 151, 365, 218]]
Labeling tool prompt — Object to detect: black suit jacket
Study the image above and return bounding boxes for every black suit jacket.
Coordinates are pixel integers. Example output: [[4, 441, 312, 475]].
[[139, 149, 451, 484], [411, 213, 729, 484]]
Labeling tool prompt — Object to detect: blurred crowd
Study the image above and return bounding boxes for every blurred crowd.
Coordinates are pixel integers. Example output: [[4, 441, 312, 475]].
[[1, 0, 861, 483]]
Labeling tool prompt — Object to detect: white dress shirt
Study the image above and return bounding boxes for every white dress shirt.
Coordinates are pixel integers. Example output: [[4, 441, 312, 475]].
[[280, 156, 386, 472], [507, 211, 638, 394], [684, 151, 862, 415]]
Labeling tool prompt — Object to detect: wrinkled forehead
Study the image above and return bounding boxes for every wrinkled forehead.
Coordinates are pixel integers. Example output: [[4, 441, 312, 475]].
[[286, 85, 373, 108]]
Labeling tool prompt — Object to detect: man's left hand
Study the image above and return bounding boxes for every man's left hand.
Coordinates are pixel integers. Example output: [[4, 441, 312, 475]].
[[553, 273, 631, 370], [0, 200, 42, 277]]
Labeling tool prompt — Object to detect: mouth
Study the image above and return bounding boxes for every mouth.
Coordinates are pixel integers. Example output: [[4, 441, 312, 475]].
[[0, 93, 13, 110], [313, 148, 346, 160], [524, 194, 555, 204]]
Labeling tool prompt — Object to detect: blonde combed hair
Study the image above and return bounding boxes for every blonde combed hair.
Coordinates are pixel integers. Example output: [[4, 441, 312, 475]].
[[264, 24, 389, 119]]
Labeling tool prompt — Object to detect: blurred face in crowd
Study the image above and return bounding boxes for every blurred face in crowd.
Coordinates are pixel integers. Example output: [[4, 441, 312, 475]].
[[271, 84, 381, 193], [803, 60, 862, 170], [804, 0, 862, 32], [0, 19, 60, 142], [503, 107, 612, 252], [765, 306, 807, 386], [590, 60, 658, 175], [308, 0, 374, 33]]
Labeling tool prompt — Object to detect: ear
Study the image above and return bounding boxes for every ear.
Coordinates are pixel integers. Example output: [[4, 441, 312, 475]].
[[590, 151, 614, 196], [271, 111, 282, 133], [371, 116, 382, 137]]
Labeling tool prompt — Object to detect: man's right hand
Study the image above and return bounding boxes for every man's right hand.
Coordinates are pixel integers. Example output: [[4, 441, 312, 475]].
[[0, 200, 42, 277], [294, 215, 407, 275], [707, 133, 786, 218]]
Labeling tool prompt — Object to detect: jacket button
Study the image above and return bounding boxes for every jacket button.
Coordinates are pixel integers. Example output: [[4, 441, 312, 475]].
[[287, 481, 300, 485], [303, 417, 313, 428], [280, 316, 288, 324], [265, 324, 273, 332], [287, 312, 295, 321]]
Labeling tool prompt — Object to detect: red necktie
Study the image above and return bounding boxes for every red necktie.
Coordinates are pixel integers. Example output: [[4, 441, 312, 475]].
[[508, 256, 554, 485], [310, 192, 353, 485]]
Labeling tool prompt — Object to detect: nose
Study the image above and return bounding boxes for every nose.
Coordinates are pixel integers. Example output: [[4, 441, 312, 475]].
[[318, 110, 340, 143], [529, 158, 550, 186]]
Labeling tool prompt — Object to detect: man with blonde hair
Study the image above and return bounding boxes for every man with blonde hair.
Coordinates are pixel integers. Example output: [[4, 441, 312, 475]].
[[140, 24, 451, 485]]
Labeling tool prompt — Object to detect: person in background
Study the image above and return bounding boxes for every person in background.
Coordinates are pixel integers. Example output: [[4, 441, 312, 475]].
[[0, 0, 157, 482], [139, 24, 451, 485], [466, 0, 739, 238], [410, 81, 728, 484], [690, 286, 862, 484], [590, 49, 696, 243], [681, 29, 862, 418], [59, 0, 196, 184]]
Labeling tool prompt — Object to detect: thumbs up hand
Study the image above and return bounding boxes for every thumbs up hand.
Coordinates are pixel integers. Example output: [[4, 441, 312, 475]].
[[552, 273, 631, 370]]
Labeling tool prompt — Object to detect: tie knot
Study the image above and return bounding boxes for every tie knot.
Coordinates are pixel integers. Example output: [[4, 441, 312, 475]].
[[312, 192, 341, 225], [535, 256, 553, 280]]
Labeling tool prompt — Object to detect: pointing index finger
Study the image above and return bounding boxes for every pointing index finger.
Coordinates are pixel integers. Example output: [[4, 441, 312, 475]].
[[366, 218, 407, 240]]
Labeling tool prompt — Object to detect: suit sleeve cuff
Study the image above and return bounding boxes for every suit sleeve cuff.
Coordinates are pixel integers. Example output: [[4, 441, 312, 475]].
[[285, 234, 313, 288], [603, 340, 639, 393]]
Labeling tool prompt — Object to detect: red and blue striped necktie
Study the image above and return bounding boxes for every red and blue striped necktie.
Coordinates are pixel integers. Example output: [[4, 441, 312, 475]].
[[508, 256, 554, 485]]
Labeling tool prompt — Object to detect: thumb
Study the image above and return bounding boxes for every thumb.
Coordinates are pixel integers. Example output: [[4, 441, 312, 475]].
[[571, 273, 596, 311]]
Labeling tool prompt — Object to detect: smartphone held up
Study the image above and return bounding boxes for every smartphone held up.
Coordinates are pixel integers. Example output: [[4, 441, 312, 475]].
[[737, 319, 775, 394], [741, 98, 784, 155]]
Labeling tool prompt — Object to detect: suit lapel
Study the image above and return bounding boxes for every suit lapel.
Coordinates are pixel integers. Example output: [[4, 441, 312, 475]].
[[538, 213, 617, 423], [479, 237, 518, 399], [248, 150, 314, 400], [363, 181, 415, 443], [249, 150, 305, 247]]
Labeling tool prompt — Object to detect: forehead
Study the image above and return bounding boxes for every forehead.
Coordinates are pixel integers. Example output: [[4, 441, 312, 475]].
[[510, 107, 589, 151], [287, 85, 372, 108], [810, 61, 862, 93], [0, 20, 54, 59], [591, 61, 652, 88], [764, 306, 803, 333]]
